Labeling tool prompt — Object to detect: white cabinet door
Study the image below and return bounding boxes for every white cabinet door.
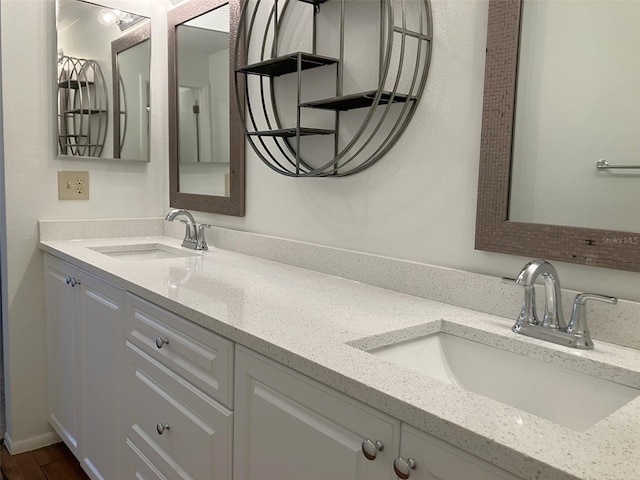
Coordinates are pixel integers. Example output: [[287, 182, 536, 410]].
[[44, 255, 82, 457], [234, 346, 401, 480], [78, 270, 125, 480], [396, 424, 522, 480], [44, 254, 125, 480]]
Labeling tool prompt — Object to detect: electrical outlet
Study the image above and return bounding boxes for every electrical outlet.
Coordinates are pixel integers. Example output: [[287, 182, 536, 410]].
[[58, 171, 90, 200]]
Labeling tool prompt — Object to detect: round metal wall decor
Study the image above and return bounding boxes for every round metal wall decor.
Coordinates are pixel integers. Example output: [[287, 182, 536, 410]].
[[234, 0, 432, 177], [57, 56, 108, 157]]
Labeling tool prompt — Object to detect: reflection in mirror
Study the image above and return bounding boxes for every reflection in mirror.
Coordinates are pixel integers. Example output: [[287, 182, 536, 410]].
[[168, 0, 245, 216], [56, 0, 150, 161], [475, 0, 640, 272], [177, 6, 230, 195], [112, 24, 151, 161], [509, 0, 640, 232]]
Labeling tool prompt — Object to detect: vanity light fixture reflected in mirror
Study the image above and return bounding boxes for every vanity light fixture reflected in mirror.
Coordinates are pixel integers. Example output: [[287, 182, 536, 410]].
[[56, 0, 151, 161], [168, 0, 245, 216]]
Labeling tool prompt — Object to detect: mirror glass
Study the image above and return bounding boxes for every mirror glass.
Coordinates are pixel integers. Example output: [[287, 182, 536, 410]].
[[177, 5, 230, 195], [112, 24, 151, 161], [509, 0, 640, 232], [476, 0, 640, 272], [168, 0, 245, 216], [56, 0, 151, 161]]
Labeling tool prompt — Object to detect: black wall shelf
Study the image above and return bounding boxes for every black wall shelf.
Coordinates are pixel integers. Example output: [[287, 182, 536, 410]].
[[247, 128, 335, 138], [301, 90, 415, 111], [237, 52, 338, 77]]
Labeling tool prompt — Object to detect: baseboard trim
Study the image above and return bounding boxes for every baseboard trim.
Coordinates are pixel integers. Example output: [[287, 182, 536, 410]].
[[3, 430, 61, 454]]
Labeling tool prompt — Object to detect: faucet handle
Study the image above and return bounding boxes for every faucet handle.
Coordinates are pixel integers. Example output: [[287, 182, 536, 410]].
[[573, 293, 617, 306], [196, 224, 212, 251], [566, 293, 617, 349]]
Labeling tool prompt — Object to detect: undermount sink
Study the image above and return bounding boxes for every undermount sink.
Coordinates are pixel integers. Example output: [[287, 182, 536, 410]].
[[90, 243, 201, 261], [369, 331, 640, 431]]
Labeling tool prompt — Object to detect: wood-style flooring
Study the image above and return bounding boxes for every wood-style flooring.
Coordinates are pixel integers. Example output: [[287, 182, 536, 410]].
[[1, 442, 89, 480]]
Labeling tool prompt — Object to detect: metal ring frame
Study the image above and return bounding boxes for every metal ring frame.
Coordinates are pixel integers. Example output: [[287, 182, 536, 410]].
[[118, 77, 129, 153], [57, 55, 108, 157], [234, 0, 432, 177]]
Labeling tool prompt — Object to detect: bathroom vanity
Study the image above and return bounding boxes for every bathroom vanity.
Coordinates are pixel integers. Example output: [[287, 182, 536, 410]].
[[39, 229, 640, 480]]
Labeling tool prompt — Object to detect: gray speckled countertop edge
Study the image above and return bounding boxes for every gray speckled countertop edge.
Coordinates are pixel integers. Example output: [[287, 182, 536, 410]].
[[39, 236, 640, 480]]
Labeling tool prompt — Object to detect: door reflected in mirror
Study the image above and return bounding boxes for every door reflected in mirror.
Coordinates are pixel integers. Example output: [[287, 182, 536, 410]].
[[56, 0, 150, 161], [176, 5, 230, 196]]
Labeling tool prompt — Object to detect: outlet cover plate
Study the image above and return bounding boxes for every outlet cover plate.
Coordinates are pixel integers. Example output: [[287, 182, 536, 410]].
[[58, 171, 90, 200]]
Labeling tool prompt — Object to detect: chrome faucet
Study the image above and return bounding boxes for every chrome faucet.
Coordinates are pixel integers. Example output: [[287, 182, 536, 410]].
[[164, 209, 208, 250], [514, 259, 566, 331], [507, 259, 616, 349]]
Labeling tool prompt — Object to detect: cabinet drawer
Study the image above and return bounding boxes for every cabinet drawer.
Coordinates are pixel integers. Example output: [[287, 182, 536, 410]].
[[125, 342, 233, 480], [125, 293, 234, 408], [126, 439, 167, 480]]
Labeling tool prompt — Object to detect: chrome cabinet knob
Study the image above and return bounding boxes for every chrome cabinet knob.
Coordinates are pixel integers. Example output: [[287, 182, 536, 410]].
[[156, 423, 170, 435], [65, 276, 72, 285], [155, 336, 169, 349], [69, 278, 80, 287], [393, 457, 417, 479], [361, 439, 384, 460]]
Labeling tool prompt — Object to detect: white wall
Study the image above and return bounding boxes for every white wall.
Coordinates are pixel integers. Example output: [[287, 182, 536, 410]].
[[209, 48, 229, 163], [186, 0, 640, 304], [1, 0, 167, 451], [1, 0, 640, 453]]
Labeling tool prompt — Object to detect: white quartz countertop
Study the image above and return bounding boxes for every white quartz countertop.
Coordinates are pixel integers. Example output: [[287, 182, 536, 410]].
[[39, 236, 640, 480]]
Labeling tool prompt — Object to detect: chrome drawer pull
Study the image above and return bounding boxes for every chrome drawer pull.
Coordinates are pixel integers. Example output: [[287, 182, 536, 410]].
[[156, 423, 170, 435], [393, 457, 417, 479], [361, 439, 384, 460], [155, 337, 169, 349]]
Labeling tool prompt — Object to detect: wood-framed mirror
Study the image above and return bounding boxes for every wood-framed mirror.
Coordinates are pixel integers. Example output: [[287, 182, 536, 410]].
[[168, 0, 245, 216], [475, 0, 640, 273]]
